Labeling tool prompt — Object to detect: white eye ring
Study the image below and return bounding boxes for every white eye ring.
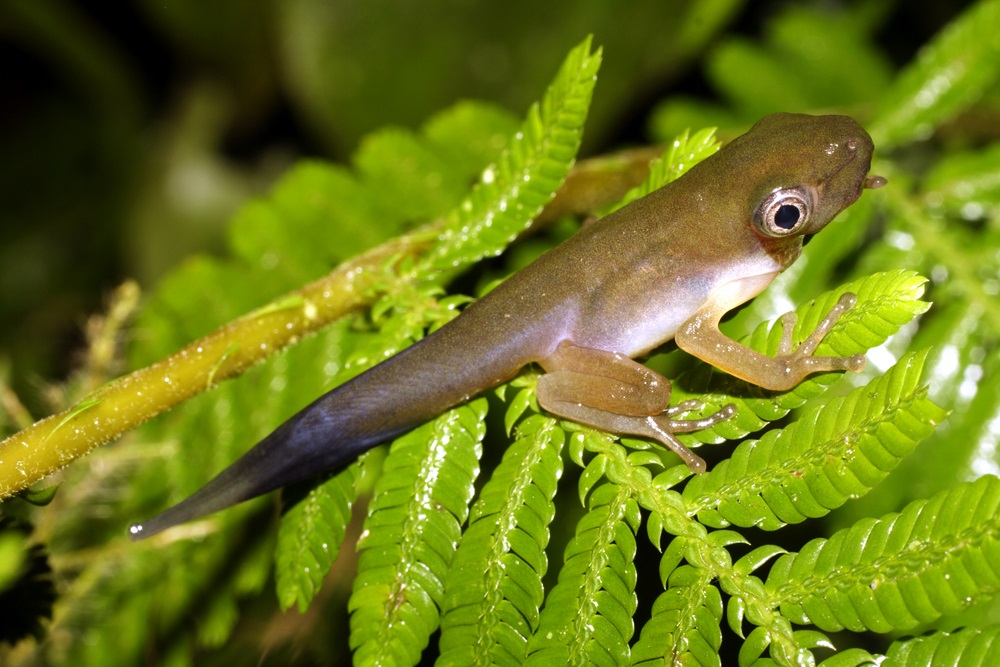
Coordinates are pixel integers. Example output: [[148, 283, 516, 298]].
[[754, 187, 811, 237]]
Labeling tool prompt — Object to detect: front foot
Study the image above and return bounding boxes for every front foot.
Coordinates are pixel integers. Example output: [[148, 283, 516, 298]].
[[772, 292, 866, 388]]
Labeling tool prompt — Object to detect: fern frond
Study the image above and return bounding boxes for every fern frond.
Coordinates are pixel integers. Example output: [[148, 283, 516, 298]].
[[764, 474, 1000, 633], [419, 36, 602, 276], [275, 464, 359, 612], [525, 483, 640, 666], [676, 269, 931, 447], [436, 415, 564, 666], [607, 126, 721, 214], [347, 399, 486, 667], [886, 625, 1000, 665], [631, 566, 723, 667], [683, 350, 946, 530], [564, 430, 730, 664]]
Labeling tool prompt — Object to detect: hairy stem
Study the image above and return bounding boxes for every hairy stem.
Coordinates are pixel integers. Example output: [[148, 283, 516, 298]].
[[0, 148, 655, 499]]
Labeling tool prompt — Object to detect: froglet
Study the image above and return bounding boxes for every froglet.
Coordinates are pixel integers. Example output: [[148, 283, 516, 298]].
[[130, 113, 885, 540]]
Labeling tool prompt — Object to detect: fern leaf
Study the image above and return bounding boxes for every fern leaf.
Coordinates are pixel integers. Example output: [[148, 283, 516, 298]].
[[275, 464, 359, 612], [683, 350, 946, 530], [419, 36, 602, 276], [348, 399, 487, 667], [886, 625, 1000, 665], [436, 415, 564, 667], [524, 483, 640, 666], [764, 474, 1000, 633], [607, 126, 721, 214], [870, 0, 1000, 149], [631, 566, 723, 667], [675, 270, 931, 447]]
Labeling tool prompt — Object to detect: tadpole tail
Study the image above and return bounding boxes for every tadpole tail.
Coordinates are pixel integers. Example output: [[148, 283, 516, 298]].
[[128, 289, 537, 541], [128, 391, 402, 541]]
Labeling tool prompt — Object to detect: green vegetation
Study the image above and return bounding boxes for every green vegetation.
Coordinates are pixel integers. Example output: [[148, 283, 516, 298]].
[[3, 1, 1000, 665]]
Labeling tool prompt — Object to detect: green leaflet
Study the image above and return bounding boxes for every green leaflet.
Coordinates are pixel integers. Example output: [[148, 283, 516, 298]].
[[275, 464, 359, 613], [631, 568, 723, 667], [436, 415, 564, 667], [683, 350, 946, 530], [17, 484, 59, 507], [348, 400, 486, 667], [870, 0, 1000, 149], [418, 36, 602, 277], [816, 648, 881, 667], [764, 474, 1000, 634], [886, 625, 1000, 665], [525, 483, 640, 666]]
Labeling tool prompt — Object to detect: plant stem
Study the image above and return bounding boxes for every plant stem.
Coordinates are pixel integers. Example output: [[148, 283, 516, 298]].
[[0, 148, 657, 500], [0, 234, 427, 499]]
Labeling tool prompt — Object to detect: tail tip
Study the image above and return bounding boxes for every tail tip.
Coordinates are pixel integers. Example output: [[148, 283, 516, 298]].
[[128, 522, 149, 542]]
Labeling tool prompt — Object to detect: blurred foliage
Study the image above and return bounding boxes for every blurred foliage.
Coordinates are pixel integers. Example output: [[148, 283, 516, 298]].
[[3, 0, 1000, 665]]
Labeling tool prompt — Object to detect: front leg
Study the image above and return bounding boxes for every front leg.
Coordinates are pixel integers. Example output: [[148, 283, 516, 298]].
[[675, 281, 865, 392], [537, 342, 736, 472]]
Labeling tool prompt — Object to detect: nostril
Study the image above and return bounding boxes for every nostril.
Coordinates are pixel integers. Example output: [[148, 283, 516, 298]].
[[846, 138, 858, 151]]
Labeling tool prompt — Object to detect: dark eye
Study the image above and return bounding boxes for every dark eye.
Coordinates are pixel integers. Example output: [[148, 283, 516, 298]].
[[774, 204, 800, 229], [754, 187, 811, 237]]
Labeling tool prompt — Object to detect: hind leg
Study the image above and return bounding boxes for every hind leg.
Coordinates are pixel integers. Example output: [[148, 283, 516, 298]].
[[537, 341, 735, 472]]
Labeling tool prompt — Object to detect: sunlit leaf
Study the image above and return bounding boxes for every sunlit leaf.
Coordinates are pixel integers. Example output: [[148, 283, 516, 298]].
[[886, 625, 1000, 665], [525, 483, 640, 665], [684, 351, 945, 530], [349, 401, 486, 666], [765, 474, 1000, 633], [436, 415, 564, 667]]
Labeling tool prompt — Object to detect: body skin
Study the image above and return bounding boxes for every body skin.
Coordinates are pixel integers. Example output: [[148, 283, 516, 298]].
[[130, 113, 885, 540]]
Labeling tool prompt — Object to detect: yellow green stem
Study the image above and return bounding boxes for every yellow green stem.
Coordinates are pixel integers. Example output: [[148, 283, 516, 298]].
[[0, 148, 654, 500], [0, 234, 428, 499]]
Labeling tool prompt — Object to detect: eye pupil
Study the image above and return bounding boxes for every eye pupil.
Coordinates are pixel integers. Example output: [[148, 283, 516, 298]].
[[754, 188, 810, 238], [774, 204, 800, 229]]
